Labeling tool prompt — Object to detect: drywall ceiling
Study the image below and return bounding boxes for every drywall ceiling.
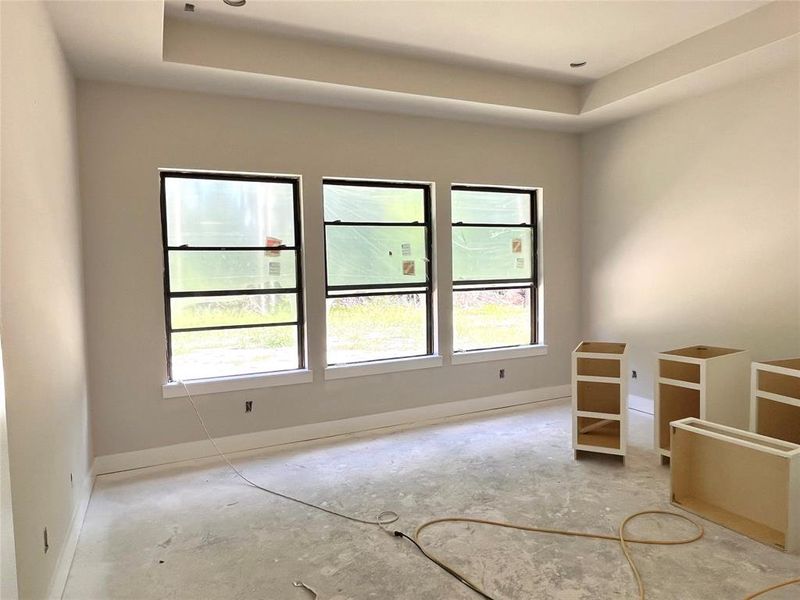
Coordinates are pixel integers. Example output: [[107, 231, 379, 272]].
[[164, 0, 765, 83], [46, 1, 799, 132]]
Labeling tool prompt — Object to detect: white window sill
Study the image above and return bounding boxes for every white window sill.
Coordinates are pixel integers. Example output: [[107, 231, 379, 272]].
[[325, 355, 443, 380], [162, 369, 313, 398], [451, 344, 548, 365]]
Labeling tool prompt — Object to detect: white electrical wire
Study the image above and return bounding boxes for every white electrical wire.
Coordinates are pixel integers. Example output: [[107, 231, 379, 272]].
[[179, 381, 399, 528], [292, 581, 319, 598], [180, 381, 798, 600]]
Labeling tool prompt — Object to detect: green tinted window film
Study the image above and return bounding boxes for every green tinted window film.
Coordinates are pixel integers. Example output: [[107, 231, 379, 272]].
[[168, 250, 297, 292], [161, 173, 305, 381], [165, 177, 295, 247], [452, 227, 532, 281], [452, 188, 531, 224], [326, 226, 427, 287], [322, 180, 432, 365], [324, 184, 424, 223]]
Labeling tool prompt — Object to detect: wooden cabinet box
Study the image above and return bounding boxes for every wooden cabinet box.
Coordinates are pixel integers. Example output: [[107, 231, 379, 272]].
[[750, 358, 800, 444], [655, 345, 750, 464], [572, 342, 628, 462], [670, 418, 800, 553]]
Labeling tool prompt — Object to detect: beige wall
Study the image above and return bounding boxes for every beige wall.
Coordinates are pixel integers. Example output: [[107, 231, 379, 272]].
[[1, 341, 17, 599], [0, 1, 92, 598], [581, 66, 800, 401], [77, 81, 581, 458]]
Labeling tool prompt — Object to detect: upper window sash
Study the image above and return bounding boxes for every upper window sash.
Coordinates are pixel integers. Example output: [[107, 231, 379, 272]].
[[323, 180, 428, 224], [451, 186, 537, 286], [323, 180, 433, 293], [451, 185, 533, 226], [164, 173, 299, 248]]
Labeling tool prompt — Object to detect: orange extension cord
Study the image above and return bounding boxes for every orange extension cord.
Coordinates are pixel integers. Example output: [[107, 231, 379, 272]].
[[742, 577, 800, 599], [407, 513, 799, 600], [180, 382, 799, 600]]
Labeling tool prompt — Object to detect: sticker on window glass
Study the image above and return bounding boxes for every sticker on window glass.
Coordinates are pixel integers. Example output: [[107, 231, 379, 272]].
[[402, 260, 416, 276], [511, 238, 523, 254], [269, 262, 281, 276], [401, 242, 412, 256], [266, 237, 282, 257], [516, 257, 525, 269]]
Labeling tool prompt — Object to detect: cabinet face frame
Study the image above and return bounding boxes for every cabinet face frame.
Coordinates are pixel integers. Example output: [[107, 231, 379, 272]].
[[750, 359, 800, 444], [655, 346, 750, 463], [670, 417, 800, 554], [572, 341, 628, 461]]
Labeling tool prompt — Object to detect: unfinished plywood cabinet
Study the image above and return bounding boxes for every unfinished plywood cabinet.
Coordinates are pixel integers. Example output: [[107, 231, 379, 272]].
[[655, 345, 750, 464], [670, 418, 800, 554], [750, 358, 800, 444], [572, 342, 628, 462]]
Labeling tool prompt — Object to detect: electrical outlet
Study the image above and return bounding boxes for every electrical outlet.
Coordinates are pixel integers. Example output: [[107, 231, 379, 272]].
[[245, 400, 253, 413], [43, 527, 49, 554], [499, 369, 505, 379], [632, 370, 637, 379]]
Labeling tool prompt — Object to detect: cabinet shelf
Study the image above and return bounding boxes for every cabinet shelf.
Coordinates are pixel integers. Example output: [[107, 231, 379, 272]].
[[577, 417, 621, 450], [576, 375, 619, 384], [658, 377, 701, 391], [576, 410, 621, 420]]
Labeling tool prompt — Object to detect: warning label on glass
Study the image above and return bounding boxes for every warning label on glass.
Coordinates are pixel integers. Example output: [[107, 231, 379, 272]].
[[403, 260, 416, 276], [401, 242, 412, 256], [512, 238, 523, 253], [269, 262, 281, 276], [266, 237, 282, 257]]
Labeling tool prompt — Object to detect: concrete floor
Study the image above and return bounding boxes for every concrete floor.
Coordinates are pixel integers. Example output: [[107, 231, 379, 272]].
[[65, 399, 798, 600]]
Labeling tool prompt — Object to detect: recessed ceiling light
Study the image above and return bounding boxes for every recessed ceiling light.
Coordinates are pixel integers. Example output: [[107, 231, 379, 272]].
[[223, 0, 247, 6], [570, 61, 587, 68]]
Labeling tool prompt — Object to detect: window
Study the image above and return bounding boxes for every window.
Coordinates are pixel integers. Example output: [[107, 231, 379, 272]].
[[323, 180, 433, 365], [451, 185, 538, 352], [160, 172, 304, 381]]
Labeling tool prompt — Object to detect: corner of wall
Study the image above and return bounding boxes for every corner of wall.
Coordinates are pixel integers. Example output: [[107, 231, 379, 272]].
[[1, 1, 94, 597]]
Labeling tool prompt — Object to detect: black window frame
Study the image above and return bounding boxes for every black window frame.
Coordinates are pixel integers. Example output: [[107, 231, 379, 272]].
[[451, 184, 538, 353], [160, 170, 305, 382], [323, 178, 434, 365]]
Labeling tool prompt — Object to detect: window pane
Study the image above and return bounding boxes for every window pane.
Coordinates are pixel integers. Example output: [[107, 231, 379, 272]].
[[326, 226, 427, 287], [171, 294, 297, 329], [165, 177, 295, 247], [452, 189, 531, 224], [453, 288, 531, 351], [169, 250, 296, 292], [171, 326, 299, 380], [452, 227, 532, 281], [327, 294, 426, 364], [324, 184, 424, 223]]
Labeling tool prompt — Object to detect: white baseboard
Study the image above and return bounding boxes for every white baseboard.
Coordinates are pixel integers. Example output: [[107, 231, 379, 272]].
[[96, 384, 570, 475], [46, 461, 95, 600], [629, 394, 654, 415]]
